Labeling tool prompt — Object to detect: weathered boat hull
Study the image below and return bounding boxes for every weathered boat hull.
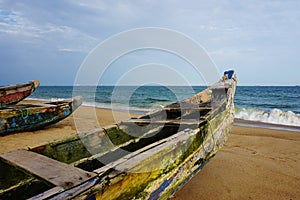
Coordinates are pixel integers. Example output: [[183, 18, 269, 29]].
[[0, 96, 82, 135], [0, 80, 40, 107], [0, 71, 236, 199], [71, 83, 235, 200]]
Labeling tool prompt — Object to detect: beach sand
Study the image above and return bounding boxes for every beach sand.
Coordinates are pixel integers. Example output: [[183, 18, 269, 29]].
[[0, 102, 136, 154], [172, 125, 300, 200], [1, 101, 299, 199]]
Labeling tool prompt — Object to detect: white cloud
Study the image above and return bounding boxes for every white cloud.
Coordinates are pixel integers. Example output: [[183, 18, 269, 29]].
[[58, 48, 83, 53], [209, 48, 256, 56], [0, 9, 39, 37], [0, 8, 98, 53], [71, 0, 107, 11]]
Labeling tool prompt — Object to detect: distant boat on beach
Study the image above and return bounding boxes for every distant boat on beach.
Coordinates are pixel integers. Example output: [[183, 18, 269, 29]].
[[0, 80, 40, 107], [0, 71, 237, 199], [0, 96, 82, 135]]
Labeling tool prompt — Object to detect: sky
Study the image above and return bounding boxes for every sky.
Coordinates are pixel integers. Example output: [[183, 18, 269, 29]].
[[0, 0, 300, 86]]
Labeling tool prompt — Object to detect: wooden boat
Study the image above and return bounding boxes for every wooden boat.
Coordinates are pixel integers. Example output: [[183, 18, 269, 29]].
[[0, 80, 40, 107], [0, 71, 237, 200], [0, 97, 82, 135]]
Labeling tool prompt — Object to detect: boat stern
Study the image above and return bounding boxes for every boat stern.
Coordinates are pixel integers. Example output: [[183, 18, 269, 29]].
[[31, 80, 40, 89], [72, 96, 83, 111]]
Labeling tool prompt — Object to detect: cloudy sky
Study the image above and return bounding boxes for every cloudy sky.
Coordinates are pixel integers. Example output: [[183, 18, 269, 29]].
[[1, 0, 299, 86]]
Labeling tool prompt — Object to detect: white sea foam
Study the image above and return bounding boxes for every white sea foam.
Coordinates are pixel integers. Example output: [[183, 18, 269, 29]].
[[27, 97, 67, 102], [26, 97, 50, 101], [82, 102, 150, 114], [29, 98, 151, 114], [50, 98, 67, 102], [235, 108, 300, 126]]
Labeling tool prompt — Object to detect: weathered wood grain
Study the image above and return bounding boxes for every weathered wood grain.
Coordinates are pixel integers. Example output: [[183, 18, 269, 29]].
[[0, 149, 96, 189]]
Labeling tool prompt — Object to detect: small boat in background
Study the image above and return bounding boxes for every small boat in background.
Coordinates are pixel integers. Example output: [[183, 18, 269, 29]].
[[0, 80, 40, 107], [0, 96, 82, 135], [0, 71, 237, 199]]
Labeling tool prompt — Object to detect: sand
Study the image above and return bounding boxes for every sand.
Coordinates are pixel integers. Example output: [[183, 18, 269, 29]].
[[0, 103, 136, 154], [172, 125, 300, 200], [1, 101, 299, 199]]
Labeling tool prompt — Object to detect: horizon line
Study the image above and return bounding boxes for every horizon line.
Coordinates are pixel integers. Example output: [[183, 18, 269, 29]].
[[37, 84, 300, 87]]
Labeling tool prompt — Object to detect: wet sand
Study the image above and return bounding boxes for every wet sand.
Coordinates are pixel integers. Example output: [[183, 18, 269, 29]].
[[0, 101, 299, 199]]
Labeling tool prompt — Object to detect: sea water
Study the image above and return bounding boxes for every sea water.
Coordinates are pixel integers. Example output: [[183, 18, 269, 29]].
[[29, 85, 300, 127], [234, 86, 300, 127]]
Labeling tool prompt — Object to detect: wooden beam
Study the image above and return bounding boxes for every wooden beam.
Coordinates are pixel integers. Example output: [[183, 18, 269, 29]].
[[123, 119, 202, 126], [0, 149, 96, 189], [163, 107, 212, 112], [27, 186, 64, 200]]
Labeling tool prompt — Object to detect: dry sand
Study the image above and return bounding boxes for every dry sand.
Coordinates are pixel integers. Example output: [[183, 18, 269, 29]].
[[172, 125, 300, 200], [0, 104, 136, 153], [0, 101, 299, 199]]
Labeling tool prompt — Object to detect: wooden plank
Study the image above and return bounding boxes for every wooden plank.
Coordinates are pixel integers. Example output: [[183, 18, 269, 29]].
[[0, 149, 96, 189], [114, 128, 197, 172], [163, 107, 212, 111], [27, 186, 64, 200], [93, 127, 198, 174], [123, 119, 202, 126]]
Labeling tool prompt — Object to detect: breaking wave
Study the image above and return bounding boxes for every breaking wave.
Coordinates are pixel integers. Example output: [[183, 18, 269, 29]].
[[235, 107, 300, 127]]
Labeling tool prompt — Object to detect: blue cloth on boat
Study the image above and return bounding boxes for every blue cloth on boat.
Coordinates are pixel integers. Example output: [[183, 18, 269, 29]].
[[224, 70, 234, 79]]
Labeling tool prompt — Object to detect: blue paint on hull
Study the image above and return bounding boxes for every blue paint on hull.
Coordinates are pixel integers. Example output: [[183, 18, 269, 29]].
[[148, 159, 207, 200], [0, 98, 82, 135]]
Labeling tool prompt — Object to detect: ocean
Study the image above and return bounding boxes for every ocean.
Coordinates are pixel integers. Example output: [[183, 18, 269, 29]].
[[28, 85, 300, 128]]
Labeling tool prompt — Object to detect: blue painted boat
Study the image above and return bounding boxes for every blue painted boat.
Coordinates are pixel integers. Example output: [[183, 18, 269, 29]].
[[0, 71, 237, 199], [0, 96, 82, 135]]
